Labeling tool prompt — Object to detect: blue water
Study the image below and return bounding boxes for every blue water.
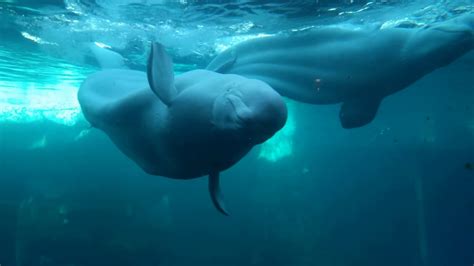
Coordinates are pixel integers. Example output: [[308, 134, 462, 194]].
[[0, 1, 473, 266]]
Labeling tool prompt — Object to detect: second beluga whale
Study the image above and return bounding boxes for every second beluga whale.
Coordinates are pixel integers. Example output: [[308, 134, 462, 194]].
[[207, 13, 474, 128], [78, 42, 287, 215]]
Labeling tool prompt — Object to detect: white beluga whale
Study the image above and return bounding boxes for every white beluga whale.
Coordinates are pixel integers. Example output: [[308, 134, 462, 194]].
[[78, 42, 287, 215], [207, 13, 474, 128]]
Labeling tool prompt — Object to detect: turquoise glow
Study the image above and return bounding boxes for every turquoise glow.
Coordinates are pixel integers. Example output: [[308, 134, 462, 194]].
[[258, 101, 296, 162], [0, 79, 85, 126], [0, 46, 93, 126]]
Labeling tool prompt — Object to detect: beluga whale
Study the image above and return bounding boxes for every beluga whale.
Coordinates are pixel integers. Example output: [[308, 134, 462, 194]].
[[207, 13, 474, 128], [78, 42, 288, 215]]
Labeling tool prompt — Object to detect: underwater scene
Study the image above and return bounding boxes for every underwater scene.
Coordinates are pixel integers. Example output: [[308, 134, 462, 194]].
[[0, 0, 473, 265]]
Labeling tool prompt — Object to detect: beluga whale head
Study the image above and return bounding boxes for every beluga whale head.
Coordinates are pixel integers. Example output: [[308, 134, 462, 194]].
[[211, 76, 288, 144]]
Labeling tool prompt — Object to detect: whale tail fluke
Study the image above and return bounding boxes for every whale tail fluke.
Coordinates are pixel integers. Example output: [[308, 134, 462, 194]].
[[208, 171, 230, 216], [339, 96, 383, 129]]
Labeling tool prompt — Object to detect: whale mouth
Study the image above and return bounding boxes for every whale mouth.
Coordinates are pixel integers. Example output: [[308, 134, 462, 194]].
[[246, 119, 281, 144], [225, 91, 253, 128]]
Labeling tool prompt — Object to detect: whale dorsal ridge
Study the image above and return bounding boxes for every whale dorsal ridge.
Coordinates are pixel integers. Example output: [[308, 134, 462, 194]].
[[147, 42, 178, 106]]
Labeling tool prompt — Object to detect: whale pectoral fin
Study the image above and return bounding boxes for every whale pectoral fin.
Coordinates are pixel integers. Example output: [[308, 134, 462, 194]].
[[147, 42, 177, 106], [207, 49, 236, 73], [88, 43, 127, 69], [208, 171, 230, 216], [339, 96, 383, 129]]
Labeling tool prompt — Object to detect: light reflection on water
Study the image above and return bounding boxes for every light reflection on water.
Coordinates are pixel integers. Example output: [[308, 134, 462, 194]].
[[0, 45, 195, 125], [0, 45, 93, 125]]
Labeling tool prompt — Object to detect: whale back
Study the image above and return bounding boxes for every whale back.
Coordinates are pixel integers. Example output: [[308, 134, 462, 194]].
[[78, 69, 159, 129]]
